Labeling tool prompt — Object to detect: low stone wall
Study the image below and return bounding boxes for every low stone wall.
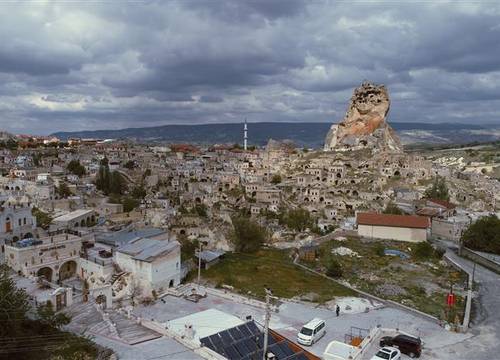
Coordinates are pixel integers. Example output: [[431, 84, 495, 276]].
[[461, 247, 500, 274]]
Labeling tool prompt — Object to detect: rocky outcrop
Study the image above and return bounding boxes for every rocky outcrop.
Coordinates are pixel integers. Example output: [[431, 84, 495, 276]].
[[324, 81, 402, 153]]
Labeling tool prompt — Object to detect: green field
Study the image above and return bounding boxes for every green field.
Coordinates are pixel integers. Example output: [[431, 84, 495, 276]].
[[201, 249, 355, 302]]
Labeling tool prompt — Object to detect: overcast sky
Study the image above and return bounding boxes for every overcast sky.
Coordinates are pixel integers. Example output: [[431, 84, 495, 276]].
[[1, 1, 500, 135]]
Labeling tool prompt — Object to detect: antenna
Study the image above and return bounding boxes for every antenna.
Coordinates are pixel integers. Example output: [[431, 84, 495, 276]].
[[244, 118, 248, 151]]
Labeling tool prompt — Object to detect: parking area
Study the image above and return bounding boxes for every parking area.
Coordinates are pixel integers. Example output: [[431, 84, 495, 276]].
[[132, 289, 470, 359]]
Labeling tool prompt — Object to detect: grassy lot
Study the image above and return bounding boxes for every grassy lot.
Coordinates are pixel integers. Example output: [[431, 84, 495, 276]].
[[307, 237, 467, 320], [201, 249, 355, 302]]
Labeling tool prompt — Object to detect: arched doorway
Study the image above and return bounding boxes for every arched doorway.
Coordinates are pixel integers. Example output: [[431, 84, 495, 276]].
[[5, 217, 11, 232], [59, 260, 77, 281], [169, 280, 174, 288], [37, 267, 53, 282], [23, 233, 33, 239]]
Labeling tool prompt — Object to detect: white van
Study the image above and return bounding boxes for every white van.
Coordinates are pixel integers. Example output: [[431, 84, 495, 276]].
[[297, 318, 326, 346]]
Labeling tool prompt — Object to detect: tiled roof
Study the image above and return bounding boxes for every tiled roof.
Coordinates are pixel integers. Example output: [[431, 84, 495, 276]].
[[357, 212, 430, 229]]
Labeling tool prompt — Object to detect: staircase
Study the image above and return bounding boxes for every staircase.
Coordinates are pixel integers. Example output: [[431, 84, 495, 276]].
[[108, 311, 161, 345]]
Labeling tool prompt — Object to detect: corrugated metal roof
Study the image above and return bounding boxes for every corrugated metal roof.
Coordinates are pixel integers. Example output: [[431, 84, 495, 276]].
[[117, 237, 179, 262]]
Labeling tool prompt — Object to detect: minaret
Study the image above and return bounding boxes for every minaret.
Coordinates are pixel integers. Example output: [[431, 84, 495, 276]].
[[243, 118, 248, 151]]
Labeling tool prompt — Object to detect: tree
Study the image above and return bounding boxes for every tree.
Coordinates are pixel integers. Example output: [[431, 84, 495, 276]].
[[32, 207, 52, 229], [462, 215, 500, 255], [282, 208, 314, 232], [326, 258, 343, 278], [95, 163, 111, 194], [0, 265, 30, 338], [231, 216, 267, 253], [270, 174, 282, 184], [57, 182, 72, 198], [413, 241, 434, 260], [122, 196, 140, 212], [109, 171, 127, 195], [123, 160, 135, 169], [383, 202, 403, 215], [36, 301, 71, 329], [131, 185, 147, 199], [424, 176, 450, 201], [67, 160, 86, 176]]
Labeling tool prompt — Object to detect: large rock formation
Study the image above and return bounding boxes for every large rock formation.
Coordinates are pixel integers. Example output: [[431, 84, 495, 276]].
[[324, 81, 402, 153]]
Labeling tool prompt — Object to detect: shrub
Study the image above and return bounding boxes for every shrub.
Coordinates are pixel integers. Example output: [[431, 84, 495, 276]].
[[374, 243, 385, 257], [413, 241, 434, 260], [231, 216, 267, 253], [326, 258, 343, 278]]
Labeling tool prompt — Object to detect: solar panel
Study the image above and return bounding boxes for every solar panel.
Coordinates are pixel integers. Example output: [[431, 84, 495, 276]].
[[213, 341, 227, 356], [296, 353, 308, 360], [246, 321, 260, 335], [268, 343, 286, 360], [209, 334, 222, 344], [278, 342, 295, 357], [267, 334, 277, 345], [220, 331, 234, 346], [229, 327, 244, 340], [233, 342, 248, 357], [200, 337, 212, 349], [224, 345, 242, 360], [238, 323, 253, 337], [243, 338, 259, 352]]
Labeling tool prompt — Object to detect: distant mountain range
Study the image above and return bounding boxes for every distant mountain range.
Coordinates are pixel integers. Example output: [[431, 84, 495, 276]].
[[52, 122, 500, 148]]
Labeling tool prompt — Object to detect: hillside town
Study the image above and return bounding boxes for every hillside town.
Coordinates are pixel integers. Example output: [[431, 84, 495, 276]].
[[1, 82, 499, 360]]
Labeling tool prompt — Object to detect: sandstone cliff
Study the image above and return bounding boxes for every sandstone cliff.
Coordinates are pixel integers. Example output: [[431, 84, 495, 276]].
[[324, 81, 402, 153]]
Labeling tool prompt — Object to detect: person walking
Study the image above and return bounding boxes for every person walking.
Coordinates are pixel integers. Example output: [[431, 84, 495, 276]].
[[336, 304, 340, 317]]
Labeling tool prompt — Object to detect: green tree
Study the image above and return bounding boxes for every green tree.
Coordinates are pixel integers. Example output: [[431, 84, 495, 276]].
[[383, 202, 403, 215], [424, 176, 450, 201], [109, 171, 127, 195], [413, 241, 434, 260], [32, 207, 52, 229], [282, 208, 314, 232], [67, 160, 86, 176], [462, 215, 500, 255], [231, 216, 267, 253], [270, 174, 282, 184], [131, 185, 147, 199], [95, 163, 111, 194], [0, 265, 30, 338], [123, 160, 135, 169], [122, 196, 140, 212], [57, 182, 72, 198], [36, 301, 71, 329], [326, 258, 343, 278]]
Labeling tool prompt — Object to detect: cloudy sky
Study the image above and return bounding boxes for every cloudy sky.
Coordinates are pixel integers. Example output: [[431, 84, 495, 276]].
[[1, 1, 500, 134]]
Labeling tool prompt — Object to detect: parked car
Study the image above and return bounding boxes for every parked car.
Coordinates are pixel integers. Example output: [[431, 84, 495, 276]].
[[379, 334, 422, 358], [297, 318, 326, 346], [370, 347, 401, 360]]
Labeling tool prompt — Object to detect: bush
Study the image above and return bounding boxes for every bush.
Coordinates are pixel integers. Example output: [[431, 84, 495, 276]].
[[231, 216, 267, 253], [326, 258, 343, 278], [374, 243, 385, 257], [462, 215, 500, 255], [434, 247, 446, 259], [413, 241, 434, 260]]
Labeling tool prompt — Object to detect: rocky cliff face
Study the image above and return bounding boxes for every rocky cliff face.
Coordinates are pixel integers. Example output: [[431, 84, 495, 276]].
[[324, 81, 402, 153]]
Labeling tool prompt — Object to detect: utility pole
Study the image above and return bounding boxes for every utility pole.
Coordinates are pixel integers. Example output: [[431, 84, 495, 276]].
[[197, 241, 205, 288], [263, 287, 277, 360]]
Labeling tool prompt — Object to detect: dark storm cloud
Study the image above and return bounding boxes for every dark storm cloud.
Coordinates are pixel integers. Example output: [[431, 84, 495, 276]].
[[0, 1, 500, 134]]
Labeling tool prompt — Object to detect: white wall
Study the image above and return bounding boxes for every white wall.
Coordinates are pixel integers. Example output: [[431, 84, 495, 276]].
[[358, 224, 427, 242]]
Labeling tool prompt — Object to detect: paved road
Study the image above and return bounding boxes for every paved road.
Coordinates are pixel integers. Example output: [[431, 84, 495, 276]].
[[433, 250, 500, 359]]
